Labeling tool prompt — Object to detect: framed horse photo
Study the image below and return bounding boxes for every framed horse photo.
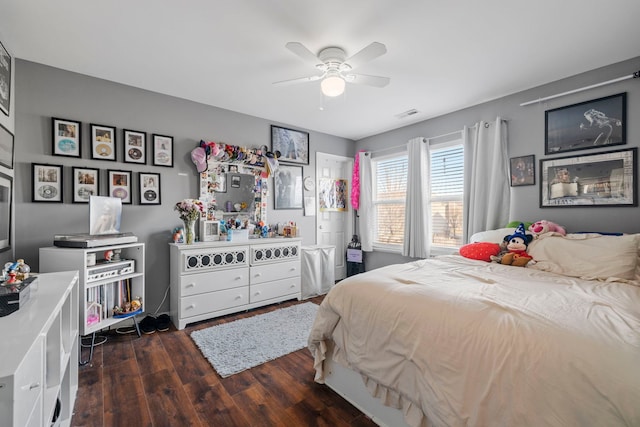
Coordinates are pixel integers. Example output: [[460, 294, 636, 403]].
[[545, 93, 626, 155]]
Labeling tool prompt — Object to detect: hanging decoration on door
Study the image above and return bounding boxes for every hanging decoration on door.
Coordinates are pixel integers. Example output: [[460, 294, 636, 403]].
[[319, 178, 348, 212]]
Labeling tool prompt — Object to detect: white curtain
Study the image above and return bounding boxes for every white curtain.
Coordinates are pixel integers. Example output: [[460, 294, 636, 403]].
[[403, 137, 431, 258], [358, 151, 374, 252], [463, 117, 510, 243]]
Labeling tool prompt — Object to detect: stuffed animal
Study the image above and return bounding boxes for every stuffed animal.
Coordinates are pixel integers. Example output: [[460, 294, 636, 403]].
[[490, 223, 534, 267], [528, 220, 566, 237]]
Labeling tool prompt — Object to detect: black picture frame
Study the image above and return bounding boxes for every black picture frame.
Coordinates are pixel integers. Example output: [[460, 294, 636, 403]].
[[545, 93, 626, 155], [71, 166, 100, 203], [138, 172, 161, 205], [0, 40, 11, 117], [509, 155, 535, 187], [271, 125, 309, 165], [274, 164, 303, 209], [152, 134, 173, 167], [52, 117, 82, 158], [123, 129, 147, 164], [539, 147, 637, 207], [0, 122, 14, 169], [91, 123, 117, 161], [107, 169, 132, 204], [32, 163, 63, 203], [0, 171, 12, 252]]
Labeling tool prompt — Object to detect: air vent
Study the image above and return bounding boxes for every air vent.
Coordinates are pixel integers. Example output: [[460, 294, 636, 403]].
[[395, 109, 419, 119]]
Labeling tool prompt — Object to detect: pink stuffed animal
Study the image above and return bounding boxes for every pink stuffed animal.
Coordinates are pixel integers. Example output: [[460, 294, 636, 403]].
[[528, 220, 566, 237]]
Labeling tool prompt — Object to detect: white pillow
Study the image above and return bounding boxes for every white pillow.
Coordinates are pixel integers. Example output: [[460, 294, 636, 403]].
[[470, 227, 532, 244], [527, 233, 640, 281]]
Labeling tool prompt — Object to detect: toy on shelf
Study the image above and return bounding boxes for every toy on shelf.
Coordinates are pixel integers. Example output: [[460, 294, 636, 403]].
[[86, 301, 102, 326], [112, 296, 142, 317], [1, 259, 31, 285]]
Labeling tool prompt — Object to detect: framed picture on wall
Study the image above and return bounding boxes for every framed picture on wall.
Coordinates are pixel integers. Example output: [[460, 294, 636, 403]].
[[274, 164, 303, 209], [138, 172, 161, 205], [0, 171, 12, 252], [0, 122, 14, 169], [71, 166, 99, 203], [0, 40, 11, 117], [319, 178, 349, 211], [52, 117, 81, 158], [152, 134, 173, 167], [32, 163, 63, 202], [545, 93, 626, 155], [271, 125, 309, 165], [123, 129, 147, 164], [540, 147, 637, 207], [91, 124, 117, 161], [509, 155, 535, 187], [107, 169, 132, 204]]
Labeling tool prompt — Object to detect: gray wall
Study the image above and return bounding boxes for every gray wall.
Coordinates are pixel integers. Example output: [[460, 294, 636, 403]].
[[0, 35, 15, 268], [14, 60, 353, 313], [356, 56, 640, 271]]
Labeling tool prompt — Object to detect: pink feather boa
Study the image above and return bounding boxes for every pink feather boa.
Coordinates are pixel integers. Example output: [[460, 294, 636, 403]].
[[351, 150, 364, 210]]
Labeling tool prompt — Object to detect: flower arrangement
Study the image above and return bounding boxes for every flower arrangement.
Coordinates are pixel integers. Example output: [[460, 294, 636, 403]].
[[174, 199, 205, 222]]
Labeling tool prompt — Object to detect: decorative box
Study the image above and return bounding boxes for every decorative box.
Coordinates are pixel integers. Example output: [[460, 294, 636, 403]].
[[0, 277, 36, 317]]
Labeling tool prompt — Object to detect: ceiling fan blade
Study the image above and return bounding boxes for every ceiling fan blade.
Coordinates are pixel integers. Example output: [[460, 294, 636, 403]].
[[346, 73, 390, 88], [285, 42, 323, 68], [344, 42, 387, 70], [273, 74, 324, 86]]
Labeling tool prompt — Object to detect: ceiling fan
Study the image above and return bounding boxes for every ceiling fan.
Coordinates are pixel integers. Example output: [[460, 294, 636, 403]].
[[274, 42, 390, 97]]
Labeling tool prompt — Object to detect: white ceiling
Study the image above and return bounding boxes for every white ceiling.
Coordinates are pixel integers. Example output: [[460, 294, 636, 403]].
[[2, 0, 640, 140]]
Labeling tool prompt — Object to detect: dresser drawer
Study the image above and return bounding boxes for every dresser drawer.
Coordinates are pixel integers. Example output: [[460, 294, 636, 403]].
[[179, 245, 249, 274], [180, 268, 248, 297], [250, 260, 300, 285], [250, 277, 301, 303], [250, 241, 300, 265], [14, 336, 44, 427], [180, 286, 249, 318]]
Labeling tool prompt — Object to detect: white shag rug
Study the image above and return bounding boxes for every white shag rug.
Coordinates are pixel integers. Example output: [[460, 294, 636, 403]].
[[190, 302, 319, 378]]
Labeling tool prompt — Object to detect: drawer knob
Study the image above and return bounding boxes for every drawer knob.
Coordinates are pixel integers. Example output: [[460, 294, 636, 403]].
[[187, 304, 196, 309], [235, 295, 243, 300], [235, 276, 242, 280], [186, 283, 195, 288], [254, 291, 261, 296], [254, 273, 262, 277], [290, 267, 297, 272], [21, 382, 40, 391]]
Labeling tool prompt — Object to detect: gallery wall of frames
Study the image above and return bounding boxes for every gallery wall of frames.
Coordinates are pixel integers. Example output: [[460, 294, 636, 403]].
[[35, 117, 169, 205], [509, 92, 637, 208]]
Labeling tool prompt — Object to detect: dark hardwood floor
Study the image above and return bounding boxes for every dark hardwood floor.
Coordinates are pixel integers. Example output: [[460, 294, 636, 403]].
[[72, 296, 377, 427]]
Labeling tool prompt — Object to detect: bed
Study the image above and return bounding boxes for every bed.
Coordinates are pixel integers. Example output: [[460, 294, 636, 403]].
[[308, 231, 640, 427]]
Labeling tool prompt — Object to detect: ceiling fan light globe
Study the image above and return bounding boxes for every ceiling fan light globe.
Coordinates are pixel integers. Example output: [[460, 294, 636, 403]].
[[321, 76, 345, 97]]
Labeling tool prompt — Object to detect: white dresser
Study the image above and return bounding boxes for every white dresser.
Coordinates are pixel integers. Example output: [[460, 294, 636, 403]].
[[169, 238, 302, 330], [0, 271, 79, 427]]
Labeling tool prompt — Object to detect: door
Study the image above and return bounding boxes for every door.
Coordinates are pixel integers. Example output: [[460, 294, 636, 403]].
[[316, 152, 353, 280]]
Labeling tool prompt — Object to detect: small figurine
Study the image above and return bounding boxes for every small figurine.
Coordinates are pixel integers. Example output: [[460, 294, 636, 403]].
[[104, 250, 114, 262], [2, 259, 31, 285]]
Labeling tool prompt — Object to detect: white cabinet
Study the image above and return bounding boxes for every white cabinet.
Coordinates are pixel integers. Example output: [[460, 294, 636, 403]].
[[0, 271, 79, 427], [40, 243, 145, 338], [170, 238, 301, 330]]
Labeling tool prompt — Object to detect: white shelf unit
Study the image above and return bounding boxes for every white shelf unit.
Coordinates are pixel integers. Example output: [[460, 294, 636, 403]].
[[39, 243, 145, 337], [0, 271, 79, 427], [170, 238, 301, 330]]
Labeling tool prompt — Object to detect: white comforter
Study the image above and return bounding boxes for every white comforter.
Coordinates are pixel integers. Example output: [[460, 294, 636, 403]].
[[308, 255, 640, 427]]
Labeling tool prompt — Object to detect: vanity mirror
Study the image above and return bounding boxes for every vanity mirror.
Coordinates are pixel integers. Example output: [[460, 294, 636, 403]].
[[199, 161, 267, 224]]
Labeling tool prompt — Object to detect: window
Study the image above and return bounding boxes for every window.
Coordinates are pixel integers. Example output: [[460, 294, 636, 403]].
[[430, 142, 464, 251], [371, 140, 464, 253], [372, 155, 407, 249]]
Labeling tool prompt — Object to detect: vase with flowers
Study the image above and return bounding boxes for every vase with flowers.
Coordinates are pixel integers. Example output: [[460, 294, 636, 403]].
[[174, 199, 206, 244]]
